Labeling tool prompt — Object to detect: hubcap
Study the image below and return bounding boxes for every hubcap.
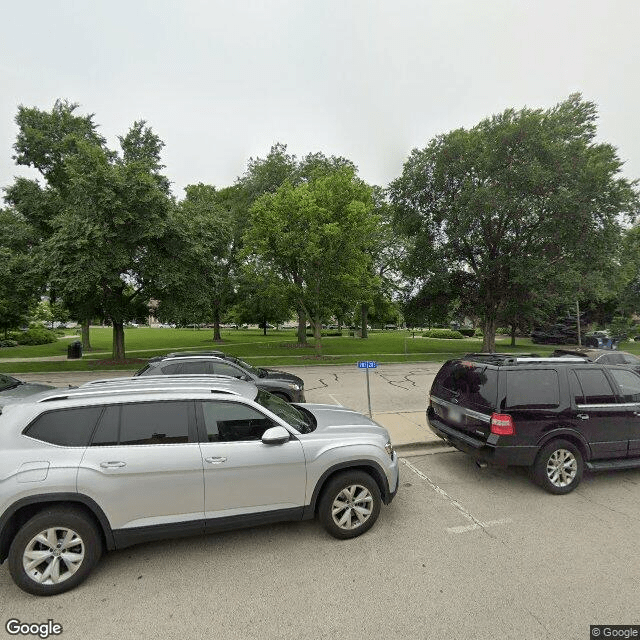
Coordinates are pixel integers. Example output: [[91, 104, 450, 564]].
[[23, 527, 85, 585], [546, 449, 578, 488], [331, 484, 373, 530]]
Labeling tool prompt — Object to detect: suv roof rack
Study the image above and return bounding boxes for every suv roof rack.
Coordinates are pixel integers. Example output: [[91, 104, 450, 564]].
[[462, 352, 590, 365], [81, 375, 236, 387]]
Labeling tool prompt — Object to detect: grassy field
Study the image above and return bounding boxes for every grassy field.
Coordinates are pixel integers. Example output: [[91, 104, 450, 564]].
[[0, 326, 580, 373]]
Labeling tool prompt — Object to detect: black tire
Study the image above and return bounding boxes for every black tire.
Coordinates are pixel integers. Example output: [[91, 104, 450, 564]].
[[318, 470, 382, 539], [8, 507, 102, 596], [532, 439, 584, 495]]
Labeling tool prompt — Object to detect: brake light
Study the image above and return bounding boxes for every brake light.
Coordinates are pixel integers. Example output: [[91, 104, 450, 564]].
[[490, 413, 515, 436]]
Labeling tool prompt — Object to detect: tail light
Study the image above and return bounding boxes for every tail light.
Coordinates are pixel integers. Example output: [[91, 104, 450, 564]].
[[490, 413, 515, 436]]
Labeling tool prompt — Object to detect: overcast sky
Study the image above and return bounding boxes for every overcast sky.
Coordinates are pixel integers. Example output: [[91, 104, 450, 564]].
[[1, 0, 639, 198]]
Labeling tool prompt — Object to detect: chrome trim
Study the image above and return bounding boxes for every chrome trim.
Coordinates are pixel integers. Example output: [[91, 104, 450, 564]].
[[431, 397, 491, 423], [577, 403, 639, 409]]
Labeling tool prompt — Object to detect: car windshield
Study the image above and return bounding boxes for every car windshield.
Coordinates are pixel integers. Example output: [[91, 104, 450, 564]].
[[0, 374, 21, 392], [227, 357, 262, 378], [255, 389, 315, 433]]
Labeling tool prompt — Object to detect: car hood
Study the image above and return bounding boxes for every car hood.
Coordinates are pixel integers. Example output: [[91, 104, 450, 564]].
[[260, 369, 304, 386], [300, 403, 389, 438], [0, 382, 55, 399]]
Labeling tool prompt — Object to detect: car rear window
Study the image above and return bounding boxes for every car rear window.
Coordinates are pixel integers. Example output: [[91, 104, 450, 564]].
[[506, 370, 560, 409], [25, 407, 103, 447], [434, 361, 498, 412]]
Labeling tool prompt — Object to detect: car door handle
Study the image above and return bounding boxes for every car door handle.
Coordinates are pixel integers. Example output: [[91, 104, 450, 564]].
[[576, 414, 589, 420], [100, 461, 126, 468], [204, 456, 227, 464]]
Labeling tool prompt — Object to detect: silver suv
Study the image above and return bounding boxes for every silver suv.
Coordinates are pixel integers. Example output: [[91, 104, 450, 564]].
[[0, 377, 398, 596]]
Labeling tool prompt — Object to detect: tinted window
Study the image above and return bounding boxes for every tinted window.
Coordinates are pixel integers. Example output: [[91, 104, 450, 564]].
[[160, 363, 182, 375], [200, 401, 274, 441], [506, 370, 559, 409], [211, 362, 244, 378], [120, 402, 190, 445], [179, 361, 210, 375], [435, 362, 497, 411], [91, 405, 120, 446], [25, 407, 103, 447], [573, 369, 617, 404], [610, 369, 640, 403], [0, 374, 20, 392]]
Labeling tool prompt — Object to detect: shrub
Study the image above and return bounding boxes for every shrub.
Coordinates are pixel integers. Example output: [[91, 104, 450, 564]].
[[496, 327, 511, 335], [474, 328, 483, 338], [0, 339, 18, 348], [15, 325, 58, 345], [458, 329, 475, 337], [423, 329, 464, 339], [306, 330, 343, 337]]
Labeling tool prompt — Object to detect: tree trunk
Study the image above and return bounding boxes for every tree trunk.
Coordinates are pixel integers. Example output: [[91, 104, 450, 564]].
[[482, 316, 497, 352], [263, 317, 267, 337], [81, 319, 92, 352], [297, 306, 307, 345], [313, 316, 322, 355], [510, 323, 516, 347], [360, 303, 369, 339], [212, 306, 222, 342], [112, 322, 125, 360]]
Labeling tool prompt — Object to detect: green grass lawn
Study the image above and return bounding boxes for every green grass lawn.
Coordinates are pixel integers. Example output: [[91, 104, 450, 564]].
[[0, 326, 574, 373]]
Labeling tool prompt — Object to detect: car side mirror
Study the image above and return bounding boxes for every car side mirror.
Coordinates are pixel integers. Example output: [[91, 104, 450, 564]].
[[261, 426, 290, 445]]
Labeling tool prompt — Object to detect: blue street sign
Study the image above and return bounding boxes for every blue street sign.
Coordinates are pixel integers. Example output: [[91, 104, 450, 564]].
[[357, 361, 378, 369]]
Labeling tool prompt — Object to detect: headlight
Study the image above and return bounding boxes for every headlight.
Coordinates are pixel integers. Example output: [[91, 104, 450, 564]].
[[384, 440, 395, 460], [288, 383, 301, 391]]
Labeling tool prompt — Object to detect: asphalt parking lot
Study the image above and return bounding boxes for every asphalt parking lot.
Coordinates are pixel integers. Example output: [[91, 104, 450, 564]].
[[3, 363, 640, 638]]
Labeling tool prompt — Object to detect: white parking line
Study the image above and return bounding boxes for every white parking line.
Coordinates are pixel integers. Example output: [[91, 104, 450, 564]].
[[446, 519, 512, 534], [401, 458, 511, 535], [327, 394, 343, 406]]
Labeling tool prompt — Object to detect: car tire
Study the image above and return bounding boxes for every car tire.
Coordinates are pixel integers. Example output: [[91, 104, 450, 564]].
[[532, 439, 584, 495], [8, 507, 102, 596], [318, 471, 381, 539]]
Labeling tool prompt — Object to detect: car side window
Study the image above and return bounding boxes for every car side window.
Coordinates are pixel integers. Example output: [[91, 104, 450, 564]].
[[610, 369, 640, 403], [572, 369, 617, 405], [24, 407, 103, 447], [601, 353, 625, 365], [160, 363, 183, 375], [211, 362, 245, 378], [199, 401, 274, 442], [89, 401, 191, 446], [506, 370, 559, 409], [622, 353, 640, 365], [179, 361, 210, 375]]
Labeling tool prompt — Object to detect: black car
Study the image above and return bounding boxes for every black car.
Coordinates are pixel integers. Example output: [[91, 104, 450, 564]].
[[0, 373, 54, 401], [427, 353, 640, 494], [135, 354, 305, 402]]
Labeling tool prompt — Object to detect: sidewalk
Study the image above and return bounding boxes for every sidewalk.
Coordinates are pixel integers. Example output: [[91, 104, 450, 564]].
[[372, 410, 442, 448]]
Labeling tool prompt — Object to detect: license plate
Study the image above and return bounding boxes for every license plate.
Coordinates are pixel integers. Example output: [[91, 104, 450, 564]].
[[448, 407, 463, 423]]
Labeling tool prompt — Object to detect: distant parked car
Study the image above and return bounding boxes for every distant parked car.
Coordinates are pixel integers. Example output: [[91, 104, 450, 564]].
[[552, 348, 640, 373], [135, 353, 306, 402], [0, 374, 54, 401]]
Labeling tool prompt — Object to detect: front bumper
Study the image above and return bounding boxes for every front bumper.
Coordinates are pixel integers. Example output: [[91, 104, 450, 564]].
[[384, 454, 400, 504], [427, 415, 538, 467]]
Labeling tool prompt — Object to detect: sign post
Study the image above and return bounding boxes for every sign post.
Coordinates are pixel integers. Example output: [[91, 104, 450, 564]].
[[357, 361, 377, 417]]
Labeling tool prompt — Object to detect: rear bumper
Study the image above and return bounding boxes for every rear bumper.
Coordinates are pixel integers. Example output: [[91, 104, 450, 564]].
[[427, 415, 538, 467]]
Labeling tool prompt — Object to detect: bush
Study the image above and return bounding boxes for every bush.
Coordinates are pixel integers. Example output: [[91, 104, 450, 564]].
[[0, 339, 18, 348], [15, 325, 58, 345], [423, 329, 464, 339], [306, 330, 343, 337], [496, 327, 511, 335], [458, 329, 475, 337], [474, 328, 483, 337]]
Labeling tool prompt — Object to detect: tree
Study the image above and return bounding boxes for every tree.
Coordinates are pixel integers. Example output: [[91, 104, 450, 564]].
[[156, 183, 236, 341], [244, 168, 377, 353], [0, 208, 43, 337], [390, 94, 639, 351]]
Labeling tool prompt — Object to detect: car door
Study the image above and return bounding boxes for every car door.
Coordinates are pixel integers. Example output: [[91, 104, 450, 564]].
[[77, 400, 205, 533], [607, 367, 640, 457], [196, 399, 306, 523], [568, 367, 629, 459]]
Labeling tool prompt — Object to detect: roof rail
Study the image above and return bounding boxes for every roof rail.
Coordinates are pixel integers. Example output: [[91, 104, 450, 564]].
[[38, 385, 242, 403], [81, 374, 236, 387], [462, 352, 590, 365]]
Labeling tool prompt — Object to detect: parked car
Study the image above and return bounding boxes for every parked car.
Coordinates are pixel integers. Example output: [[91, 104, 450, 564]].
[[552, 348, 640, 373], [135, 353, 305, 402], [0, 377, 398, 595], [427, 352, 640, 494], [0, 374, 54, 400]]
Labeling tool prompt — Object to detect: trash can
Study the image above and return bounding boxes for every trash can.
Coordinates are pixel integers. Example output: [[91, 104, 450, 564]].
[[67, 340, 83, 359]]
